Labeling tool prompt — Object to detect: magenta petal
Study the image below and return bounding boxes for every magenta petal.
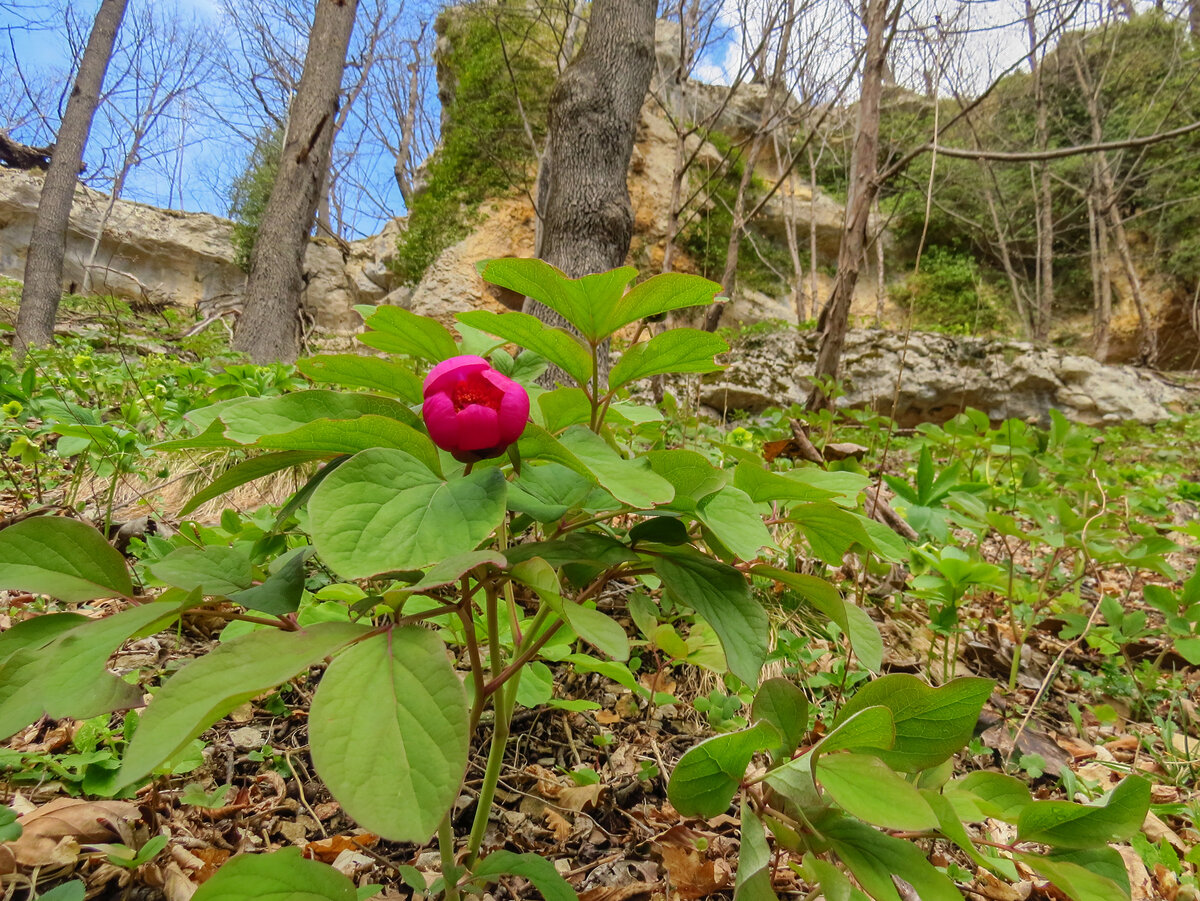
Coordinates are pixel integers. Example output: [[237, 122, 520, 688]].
[[423, 355, 490, 397], [422, 392, 461, 451], [495, 383, 531, 445], [454, 404, 501, 451]]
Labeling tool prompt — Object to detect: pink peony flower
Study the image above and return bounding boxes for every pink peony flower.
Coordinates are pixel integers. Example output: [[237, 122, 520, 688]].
[[422, 355, 530, 462]]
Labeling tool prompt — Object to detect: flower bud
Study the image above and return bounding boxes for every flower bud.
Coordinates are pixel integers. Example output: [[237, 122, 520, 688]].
[[421, 355, 530, 463]]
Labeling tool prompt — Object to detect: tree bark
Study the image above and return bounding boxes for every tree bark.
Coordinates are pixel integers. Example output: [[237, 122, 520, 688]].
[[1191, 0, 1200, 37], [531, 0, 656, 284], [15, 0, 128, 357], [806, 0, 895, 410], [232, 0, 358, 364], [1025, 0, 1055, 342]]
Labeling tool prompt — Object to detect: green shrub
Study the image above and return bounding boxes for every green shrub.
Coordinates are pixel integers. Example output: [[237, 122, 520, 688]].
[[394, 8, 555, 284], [228, 127, 284, 272], [889, 248, 1004, 334]]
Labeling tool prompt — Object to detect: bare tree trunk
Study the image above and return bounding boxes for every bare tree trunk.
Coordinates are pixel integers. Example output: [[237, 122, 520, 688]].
[[529, 0, 655, 285], [232, 0, 358, 364], [394, 35, 424, 206], [1087, 190, 1113, 359], [808, 144, 819, 318], [807, 0, 895, 410], [703, 0, 794, 332], [776, 131, 806, 325], [1026, 0, 1055, 341], [15, 0, 128, 357], [873, 196, 886, 324], [661, 131, 687, 273], [1191, 0, 1200, 37]]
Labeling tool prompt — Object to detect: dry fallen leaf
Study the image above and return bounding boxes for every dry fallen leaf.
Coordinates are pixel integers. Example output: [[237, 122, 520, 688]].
[[303, 833, 379, 864], [11, 798, 139, 867], [558, 783, 604, 812], [544, 809, 572, 843], [1118, 845, 1154, 901], [657, 841, 732, 900]]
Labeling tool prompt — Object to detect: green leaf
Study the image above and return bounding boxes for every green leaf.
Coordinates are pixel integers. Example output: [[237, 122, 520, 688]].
[[815, 706, 896, 757], [832, 674, 993, 772], [308, 448, 507, 579], [357, 305, 459, 362], [118, 622, 367, 788], [922, 789, 1018, 880], [609, 328, 728, 392], [800, 855, 871, 901], [668, 721, 778, 818], [479, 258, 636, 343], [192, 847, 358, 901], [629, 516, 691, 546], [517, 422, 597, 482], [255, 415, 441, 476], [149, 546, 255, 597], [552, 598, 629, 661], [734, 806, 780, 901], [1015, 851, 1127, 901], [0, 612, 87, 664], [506, 534, 638, 569], [229, 548, 313, 616], [654, 547, 767, 686], [457, 310, 593, 387], [751, 567, 882, 672], [790, 503, 905, 564], [598, 272, 722, 337], [404, 551, 507, 593], [217, 391, 419, 444], [647, 449, 727, 511], [816, 813, 962, 901], [508, 463, 594, 522], [180, 451, 327, 516], [1016, 775, 1150, 849], [696, 486, 775, 561], [538, 388, 593, 433], [751, 678, 809, 760], [733, 464, 839, 505], [472, 850, 577, 901], [557, 427, 674, 508], [37, 882, 86, 901], [0, 594, 198, 740], [309, 629, 469, 843], [0, 517, 133, 602], [950, 771, 1032, 822], [0, 804, 21, 842], [296, 354, 423, 404], [816, 753, 939, 830]]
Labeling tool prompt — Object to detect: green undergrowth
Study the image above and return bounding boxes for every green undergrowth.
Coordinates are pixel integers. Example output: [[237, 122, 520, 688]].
[[1, 274, 1199, 899]]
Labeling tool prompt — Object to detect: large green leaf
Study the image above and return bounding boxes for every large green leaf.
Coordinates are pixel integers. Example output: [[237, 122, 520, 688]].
[[557, 427, 673, 508], [229, 548, 314, 616], [751, 678, 809, 760], [296, 354, 423, 404], [0, 613, 87, 665], [180, 451, 327, 516], [790, 503, 906, 564], [472, 850, 577, 901], [696, 486, 775, 561], [149, 546, 254, 597], [832, 674, 993, 772], [309, 629, 469, 843], [1016, 775, 1150, 849], [734, 806, 780, 901], [0, 517, 132, 602], [538, 388, 593, 433], [118, 622, 367, 788], [949, 771, 1032, 822], [816, 753, 939, 830], [508, 463, 594, 522], [815, 706, 896, 757], [217, 391, 419, 444], [733, 464, 839, 505], [254, 415, 441, 475], [646, 449, 727, 512], [356, 304, 458, 362], [1015, 851, 1127, 901], [478, 258, 636, 343], [517, 422, 597, 482], [609, 328, 728, 392], [308, 448, 507, 579], [801, 855, 870, 901], [816, 813, 962, 901], [668, 721, 778, 817], [751, 567, 881, 672], [192, 847, 358, 901], [654, 547, 766, 686], [0, 594, 197, 739], [598, 272, 722, 337], [457, 310, 593, 387]]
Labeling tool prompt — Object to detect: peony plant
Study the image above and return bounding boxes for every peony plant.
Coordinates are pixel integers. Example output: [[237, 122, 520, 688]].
[[0, 259, 1150, 901]]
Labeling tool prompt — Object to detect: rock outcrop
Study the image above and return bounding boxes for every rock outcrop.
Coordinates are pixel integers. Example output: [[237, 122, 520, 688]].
[[0, 168, 400, 332], [699, 327, 1191, 426]]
